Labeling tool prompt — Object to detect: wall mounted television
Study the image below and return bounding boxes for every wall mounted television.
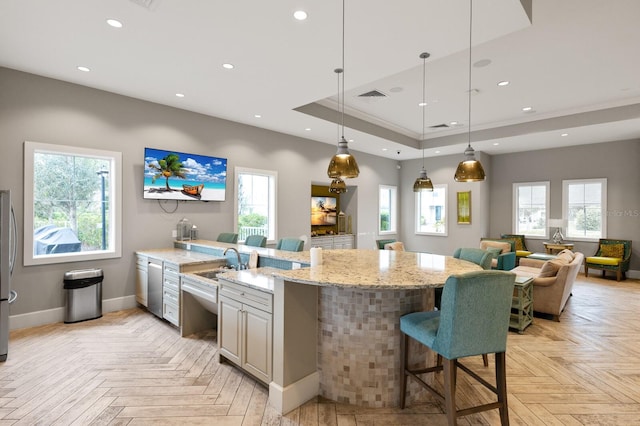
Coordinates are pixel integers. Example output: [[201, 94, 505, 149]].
[[311, 196, 337, 225], [143, 147, 227, 201]]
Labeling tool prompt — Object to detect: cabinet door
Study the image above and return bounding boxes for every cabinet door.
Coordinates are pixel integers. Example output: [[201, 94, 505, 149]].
[[242, 304, 273, 383], [135, 265, 148, 307], [218, 295, 242, 366]]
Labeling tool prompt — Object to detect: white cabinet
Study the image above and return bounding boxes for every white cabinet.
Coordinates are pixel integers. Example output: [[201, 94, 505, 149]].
[[218, 279, 273, 384], [163, 262, 180, 326], [310, 234, 354, 249], [135, 254, 148, 307]]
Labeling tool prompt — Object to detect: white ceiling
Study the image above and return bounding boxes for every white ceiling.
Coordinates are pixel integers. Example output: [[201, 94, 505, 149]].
[[1, 0, 639, 161]]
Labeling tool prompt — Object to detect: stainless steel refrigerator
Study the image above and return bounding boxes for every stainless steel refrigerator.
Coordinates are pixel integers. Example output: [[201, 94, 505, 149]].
[[1, 190, 18, 362]]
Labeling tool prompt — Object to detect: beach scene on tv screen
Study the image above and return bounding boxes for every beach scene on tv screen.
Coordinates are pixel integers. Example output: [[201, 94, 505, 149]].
[[144, 148, 227, 201]]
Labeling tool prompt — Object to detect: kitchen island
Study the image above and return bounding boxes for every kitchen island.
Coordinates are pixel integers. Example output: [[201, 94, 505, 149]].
[[137, 242, 482, 413], [220, 248, 482, 413]]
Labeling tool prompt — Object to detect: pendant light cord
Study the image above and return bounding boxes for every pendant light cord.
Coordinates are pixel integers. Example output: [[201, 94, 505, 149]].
[[467, 0, 473, 149], [341, 0, 345, 140], [421, 54, 426, 169]]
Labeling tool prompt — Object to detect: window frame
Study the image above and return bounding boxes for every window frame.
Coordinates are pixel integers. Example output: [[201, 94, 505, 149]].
[[234, 166, 278, 245], [562, 178, 607, 242], [23, 141, 122, 266], [512, 181, 550, 239], [378, 185, 397, 235], [415, 184, 448, 236]]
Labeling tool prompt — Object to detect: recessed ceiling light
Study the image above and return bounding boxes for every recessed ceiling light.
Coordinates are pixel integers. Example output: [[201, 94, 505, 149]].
[[450, 121, 459, 126], [382, 148, 388, 151], [175, 93, 185, 98], [493, 142, 500, 146], [561, 133, 569, 137], [293, 10, 308, 20], [418, 102, 427, 107], [254, 114, 261, 118], [348, 139, 354, 143], [304, 128, 311, 131], [435, 150, 441, 154], [497, 80, 509, 87], [522, 106, 533, 112], [222, 63, 234, 69], [106, 19, 123, 28], [77, 66, 90, 72]]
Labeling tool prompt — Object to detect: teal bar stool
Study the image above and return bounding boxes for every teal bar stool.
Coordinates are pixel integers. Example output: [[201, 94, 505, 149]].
[[275, 238, 304, 252], [400, 270, 516, 425], [216, 232, 238, 243], [244, 235, 267, 248]]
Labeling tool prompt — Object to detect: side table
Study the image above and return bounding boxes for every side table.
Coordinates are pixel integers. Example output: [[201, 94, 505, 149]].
[[510, 276, 533, 334], [543, 242, 574, 254]]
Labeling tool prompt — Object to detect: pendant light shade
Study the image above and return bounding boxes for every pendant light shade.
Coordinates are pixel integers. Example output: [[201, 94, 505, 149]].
[[327, 0, 359, 181], [454, 145, 486, 182], [329, 177, 347, 194], [454, 0, 485, 182], [413, 52, 434, 192]]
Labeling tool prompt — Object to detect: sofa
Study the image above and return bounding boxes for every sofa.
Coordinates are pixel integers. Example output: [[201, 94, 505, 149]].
[[512, 249, 584, 321]]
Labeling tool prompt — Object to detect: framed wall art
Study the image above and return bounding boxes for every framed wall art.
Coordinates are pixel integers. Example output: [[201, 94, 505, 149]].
[[457, 191, 471, 224]]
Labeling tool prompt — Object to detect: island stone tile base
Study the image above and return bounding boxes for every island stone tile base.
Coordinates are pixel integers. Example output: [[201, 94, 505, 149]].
[[318, 287, 436, 407]]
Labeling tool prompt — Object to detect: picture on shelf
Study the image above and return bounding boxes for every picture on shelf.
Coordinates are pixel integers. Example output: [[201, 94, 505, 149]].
[[311, 196, 337, 225]]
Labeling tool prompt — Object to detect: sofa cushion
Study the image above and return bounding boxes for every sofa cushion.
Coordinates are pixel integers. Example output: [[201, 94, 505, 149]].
[[480, 240, 511, 254], [600, 244, 624, 259], [586, 256, 621, 266], [539, 259, 564, 277]]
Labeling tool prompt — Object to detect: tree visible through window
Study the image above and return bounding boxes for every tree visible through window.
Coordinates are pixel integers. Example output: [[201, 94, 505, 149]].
[[379, 185, 397, 234], [563, 178, 607, 240], [415, 184, 447, 235], [235, 167, 277, 243], [24, 141, 122, 265], [513, 182, 549, 237]]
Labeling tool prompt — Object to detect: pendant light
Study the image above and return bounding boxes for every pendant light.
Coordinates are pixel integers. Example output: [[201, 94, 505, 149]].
[[454, 0, 486, 182], [413, 52, 434, 192], [329, 178, 347, 194], [327, 0, 359, 180]]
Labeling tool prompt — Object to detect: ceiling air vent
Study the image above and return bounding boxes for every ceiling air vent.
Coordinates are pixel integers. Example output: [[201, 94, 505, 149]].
[[358, 89, 387, 98], [429, 123, 450, 129]]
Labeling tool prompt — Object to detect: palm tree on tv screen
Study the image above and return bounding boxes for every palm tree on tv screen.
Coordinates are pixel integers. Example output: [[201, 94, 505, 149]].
[[149, 153, 187, 191]]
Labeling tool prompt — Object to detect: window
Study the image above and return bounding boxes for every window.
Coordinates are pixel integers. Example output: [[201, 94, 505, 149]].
[[378, 185, 397, 234], [235, 167, 277, 244], [563, 178, 607, 241], [24, 141, 122, 266], [513, 182, 549, 237], [415, 184, 447, 235]]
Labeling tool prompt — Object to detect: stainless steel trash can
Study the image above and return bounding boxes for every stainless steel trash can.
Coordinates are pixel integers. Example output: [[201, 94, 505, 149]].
[[63, 268, 103, 323]]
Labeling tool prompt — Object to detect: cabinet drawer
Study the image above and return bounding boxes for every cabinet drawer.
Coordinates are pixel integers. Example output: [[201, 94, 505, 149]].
[[164, 262, 180, 274], [163, 301, 179, 326], [163, 287, 179, 305], [219, 280, 273, 313], [136, 255, 148, 267]]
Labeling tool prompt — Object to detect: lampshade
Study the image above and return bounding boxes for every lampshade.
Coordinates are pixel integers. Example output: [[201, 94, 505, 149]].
[[326, 0, 359, 181], [328, 137, 359, 179], [454, 145, 485, 182], [413, 52, 434, 192], [454, 0, 485, 182], [413, 168, 433, 191], [329, 178, 347, 194]]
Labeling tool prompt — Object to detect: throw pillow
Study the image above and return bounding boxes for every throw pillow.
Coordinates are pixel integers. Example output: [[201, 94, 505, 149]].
[[600, 243, 624, 259], [557, 249, 574, 263], [539, 259, 563, 277], [485, 247, 503, 259], [480, 240, 511, 254]]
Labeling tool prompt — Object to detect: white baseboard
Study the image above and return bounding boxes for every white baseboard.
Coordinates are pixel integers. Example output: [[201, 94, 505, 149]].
[[268, 371, 319, 414], [8, 295, 138, 331]]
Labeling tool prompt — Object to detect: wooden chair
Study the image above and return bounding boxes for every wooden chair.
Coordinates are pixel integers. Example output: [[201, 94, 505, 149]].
[[584, 239, 631, 281], [400, 271, 516, 425]]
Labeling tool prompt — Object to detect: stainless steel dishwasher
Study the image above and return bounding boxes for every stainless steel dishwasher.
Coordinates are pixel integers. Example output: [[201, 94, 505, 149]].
[[147, 259, 163, 318]]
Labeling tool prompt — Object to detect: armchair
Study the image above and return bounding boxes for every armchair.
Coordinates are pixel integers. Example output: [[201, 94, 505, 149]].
[[500, 234, 533, 261], [480, 238, 516, 271], [584, 239, 632, 281], [376, 238, 396, 249]]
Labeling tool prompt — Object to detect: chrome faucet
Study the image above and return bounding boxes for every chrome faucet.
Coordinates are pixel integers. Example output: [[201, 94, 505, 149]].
[[223, 247, 246, 270]]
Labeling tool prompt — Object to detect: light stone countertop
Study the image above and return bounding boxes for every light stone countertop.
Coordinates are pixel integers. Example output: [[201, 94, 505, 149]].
[[215, 267, 280, 293], [272, 249, 483, 289], [135, 248, 227, 266]]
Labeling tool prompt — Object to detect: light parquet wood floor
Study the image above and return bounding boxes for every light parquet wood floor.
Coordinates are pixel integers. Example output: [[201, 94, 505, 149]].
[[2, 274, 639, 425]]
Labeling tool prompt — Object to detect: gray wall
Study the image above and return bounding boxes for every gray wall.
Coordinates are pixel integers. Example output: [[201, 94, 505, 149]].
[[0, 67, 400, 316], [489, 139, 640, 269]]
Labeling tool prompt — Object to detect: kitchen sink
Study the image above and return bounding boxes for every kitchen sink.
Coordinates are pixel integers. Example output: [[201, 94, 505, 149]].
[[194, 267, 233, 280]]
